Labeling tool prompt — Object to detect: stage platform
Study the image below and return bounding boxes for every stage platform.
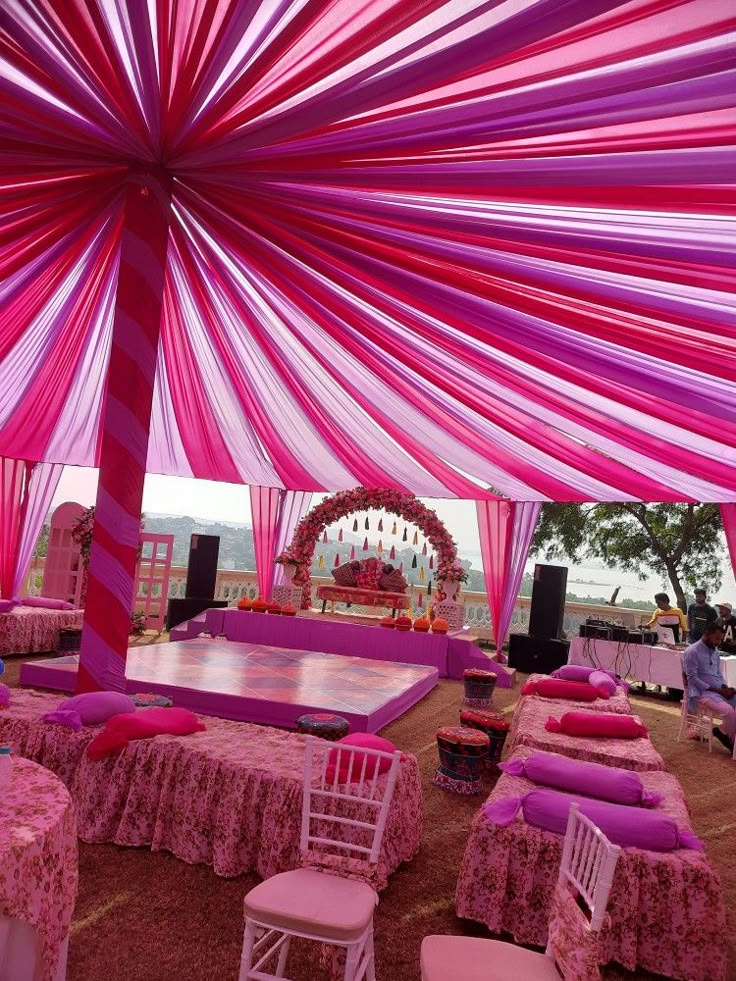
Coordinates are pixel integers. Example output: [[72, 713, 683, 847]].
[[19, 638, 439, 733]]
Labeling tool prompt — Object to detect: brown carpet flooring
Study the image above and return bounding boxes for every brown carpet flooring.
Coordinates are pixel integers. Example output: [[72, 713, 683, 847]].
[[4, 654, 734, 981]]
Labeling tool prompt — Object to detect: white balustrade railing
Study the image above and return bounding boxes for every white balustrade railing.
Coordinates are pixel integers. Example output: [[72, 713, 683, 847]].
[[26, 559, 647, 645]]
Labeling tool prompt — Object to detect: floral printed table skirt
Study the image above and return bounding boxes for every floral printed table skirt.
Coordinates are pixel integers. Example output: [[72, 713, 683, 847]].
[[505, 696, 665, 771], [1, 757, 78, 981], [0, 608, 83, 656], [456, 751, 726, 981], [0, 690, 422, 889]]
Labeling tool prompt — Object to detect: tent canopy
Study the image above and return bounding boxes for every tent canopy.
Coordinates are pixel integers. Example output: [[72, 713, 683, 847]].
[[1, 0, 735, 502]]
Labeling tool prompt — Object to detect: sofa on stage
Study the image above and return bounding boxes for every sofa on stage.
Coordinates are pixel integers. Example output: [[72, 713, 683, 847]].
[[171, 607, 511, 685]]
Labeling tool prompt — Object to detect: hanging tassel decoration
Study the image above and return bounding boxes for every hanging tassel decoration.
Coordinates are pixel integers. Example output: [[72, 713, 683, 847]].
[[318, 554, 325, 570], [365, 517, 369, 530], [412, 556, 417, 569], [350, 545, 356, 561], [378, 518, 383, 532], [377, 539, 383, 554], [402, 527, 408, 542], [334, 553, 340, 567], [353, 519, 358, 532], [389, 545, 396, 560], [429, 555, 434, 570], [363, 537, 369, 551], [412, 531, 418, 546], [338, 528, 343, 542], [392, 521, 397, 536], [399, 562, 404, 574], [417, 593, 423, 609], [419, 566, 425, 582], [322, 530, 328, 544], [427, 580, 432, 595], [422, 542, 427, 556]]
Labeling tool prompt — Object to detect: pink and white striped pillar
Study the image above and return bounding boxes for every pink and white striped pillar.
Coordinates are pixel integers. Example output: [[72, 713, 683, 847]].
[[77, 168, 172, 692]]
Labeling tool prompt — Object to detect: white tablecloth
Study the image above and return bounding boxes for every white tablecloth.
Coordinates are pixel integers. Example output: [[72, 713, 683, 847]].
[[569, 637, 736, 688]]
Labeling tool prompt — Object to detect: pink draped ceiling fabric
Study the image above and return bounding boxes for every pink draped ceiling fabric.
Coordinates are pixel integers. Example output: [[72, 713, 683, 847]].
[[1, 1, 735, 503], [0, 457, 62, 599], [477, 499, 542, 650], [250, 487, 313, 599]]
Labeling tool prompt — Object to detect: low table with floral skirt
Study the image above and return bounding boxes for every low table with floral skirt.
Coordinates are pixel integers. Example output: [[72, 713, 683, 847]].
[[0, 607, 83, 656], [316, 585, 410, 615]]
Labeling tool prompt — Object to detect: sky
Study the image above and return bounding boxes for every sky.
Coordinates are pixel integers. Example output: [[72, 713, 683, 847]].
[[52, 466, 736, 604]]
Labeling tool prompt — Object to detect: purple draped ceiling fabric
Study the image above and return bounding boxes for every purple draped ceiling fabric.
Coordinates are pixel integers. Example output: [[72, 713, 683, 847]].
[[250, 487, 312, 599], [1, 1, 735, 503], [477, 499, 542, 650], [0, 457, 62, 598]]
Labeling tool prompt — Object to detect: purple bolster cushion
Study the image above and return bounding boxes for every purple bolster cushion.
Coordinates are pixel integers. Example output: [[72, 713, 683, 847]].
[[589, 670, 618, 697], [0, 599, 17, 614], [21, 596, 75, 610], [552, 664, 612, 683], [484, 788, 703, 851], [42, 691, 136, 731], [499, 752, 661, 807]]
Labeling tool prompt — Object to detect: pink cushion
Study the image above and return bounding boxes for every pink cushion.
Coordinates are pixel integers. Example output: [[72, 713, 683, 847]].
[[589, 670, 618, 697], [326, 733, 397, 783], [484, 788, 703, 851], [87, 707, 206, 760], [552, 665, 616, 684], [522, 678, 603, 701], [42, 691, 136, 731], [500, 752, 661, 806], [379, 569, 407, 592], [546, 711, 647, 739], [332, 563, 357, 587], [0, 599, 16, 613], [21, 596, 75, 610]]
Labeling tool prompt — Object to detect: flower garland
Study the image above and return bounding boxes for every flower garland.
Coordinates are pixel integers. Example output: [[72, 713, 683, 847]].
[[288, 487, 459, 607]]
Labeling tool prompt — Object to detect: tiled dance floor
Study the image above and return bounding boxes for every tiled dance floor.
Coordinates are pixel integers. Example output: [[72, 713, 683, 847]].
[[19, 638, 439, 732]]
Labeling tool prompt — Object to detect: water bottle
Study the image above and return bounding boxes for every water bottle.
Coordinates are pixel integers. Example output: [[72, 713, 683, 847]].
[[0, 746, 12, 795]]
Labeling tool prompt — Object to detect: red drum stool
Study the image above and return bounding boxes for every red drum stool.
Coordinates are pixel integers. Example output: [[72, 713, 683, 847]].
[[460, 708, 510, 767], [463, 669, 498, 708], [296, 713, 350, 741], [433, 725, 490, 795]]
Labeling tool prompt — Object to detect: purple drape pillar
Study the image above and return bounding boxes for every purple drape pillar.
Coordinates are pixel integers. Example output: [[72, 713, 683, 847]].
[[250, 487, 313, 599], [0, 457, 29, 598], [13, 462, 63, 597], [476, 499, 541, 650], [720, 505, 736, 582]]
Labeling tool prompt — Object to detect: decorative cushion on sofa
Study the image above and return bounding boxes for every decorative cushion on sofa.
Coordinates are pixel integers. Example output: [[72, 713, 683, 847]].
[[546, 711, 648, 739], [522, 678, 603, 701], [326, 733, 398, 783], [500, 752, 661, 806], [379, 569, 407, 592], [21, 596, 75, 610], [332, 562, 358, 587], [589, 670, 618, 697], [356, 558, 384, 590], [42, 691, 136, 731], [86, 707, 206, 760]]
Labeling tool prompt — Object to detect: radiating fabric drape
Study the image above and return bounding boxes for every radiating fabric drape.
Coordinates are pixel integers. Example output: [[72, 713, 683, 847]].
[[1, 1, 735, 502], [0, 458, 62, 599], [477, 499, 542, 650], [720, 505, 736, 583], [12, 462, 62, 598]]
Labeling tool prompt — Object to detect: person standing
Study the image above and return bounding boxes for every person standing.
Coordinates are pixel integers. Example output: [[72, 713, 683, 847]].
[[646, 592, 687, 643], [683, 622, 736, 752], [716, 602, 736, 656], [687, 588, 717, 643]]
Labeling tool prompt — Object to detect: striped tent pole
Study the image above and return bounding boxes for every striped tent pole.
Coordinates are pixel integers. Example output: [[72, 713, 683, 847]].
[[77, 168, 173, 693]]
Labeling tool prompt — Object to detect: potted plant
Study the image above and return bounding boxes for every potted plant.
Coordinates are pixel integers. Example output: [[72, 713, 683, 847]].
[[435, 561, 468, 601]]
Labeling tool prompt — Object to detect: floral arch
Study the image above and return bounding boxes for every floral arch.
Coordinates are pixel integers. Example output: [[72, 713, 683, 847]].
[[287, 487, 459, 600]]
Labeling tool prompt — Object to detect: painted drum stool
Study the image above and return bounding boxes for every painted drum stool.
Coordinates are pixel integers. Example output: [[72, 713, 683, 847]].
[[433, 725, 490, 795], [459, 708, 510, 767], [132, 692, 174, 708], [463, 668, 498, 708], [296, 713, 350, 741]]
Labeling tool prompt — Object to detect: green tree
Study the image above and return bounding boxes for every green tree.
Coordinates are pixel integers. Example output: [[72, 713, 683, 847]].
[[34, 524, 49, 558], [532, 503, 724, 613]]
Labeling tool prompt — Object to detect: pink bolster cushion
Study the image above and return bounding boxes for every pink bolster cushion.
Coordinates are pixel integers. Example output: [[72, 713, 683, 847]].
[[42, 691, 136, 731], [499, 752, 661, 807], [86, 708, 206, 760], [483, 788, 703, 852], [522, 678, 604, 701], [546, 711, 647, 739], [21, 596, 75, 610], [326, 733, 397, 783], [589, 670, 618, 697]]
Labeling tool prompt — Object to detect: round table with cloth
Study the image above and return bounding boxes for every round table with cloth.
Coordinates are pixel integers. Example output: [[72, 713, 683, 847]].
[[0, 757, 78, 981], [295, 713, 350, 741], [433, 725, 490, 795]]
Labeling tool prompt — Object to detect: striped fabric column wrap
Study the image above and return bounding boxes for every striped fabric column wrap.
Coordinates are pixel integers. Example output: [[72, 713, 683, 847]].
[[77, 169, 172, 692]]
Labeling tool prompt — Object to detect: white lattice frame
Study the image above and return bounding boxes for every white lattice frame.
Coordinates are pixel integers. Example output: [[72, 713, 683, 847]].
[[272, 584, 303, 609], [435, 600, 465, 631], [134, 534, 174, 632]]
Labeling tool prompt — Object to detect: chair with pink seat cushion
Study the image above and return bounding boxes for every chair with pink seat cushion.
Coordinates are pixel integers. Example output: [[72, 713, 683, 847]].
[[420, 804, 621, 981], [238, 735, 402, 981]]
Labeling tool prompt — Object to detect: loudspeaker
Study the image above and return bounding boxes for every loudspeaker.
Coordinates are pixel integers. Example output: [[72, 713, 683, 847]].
[[166, 598, 227, 631], [508, 634, 570, 674], [529, 564, 568, 640], [185, 534, 220, 599]]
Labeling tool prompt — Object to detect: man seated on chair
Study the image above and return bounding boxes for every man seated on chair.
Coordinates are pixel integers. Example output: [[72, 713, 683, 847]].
[[646, 592, 687, 643], [683, 622, 736, 752]]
